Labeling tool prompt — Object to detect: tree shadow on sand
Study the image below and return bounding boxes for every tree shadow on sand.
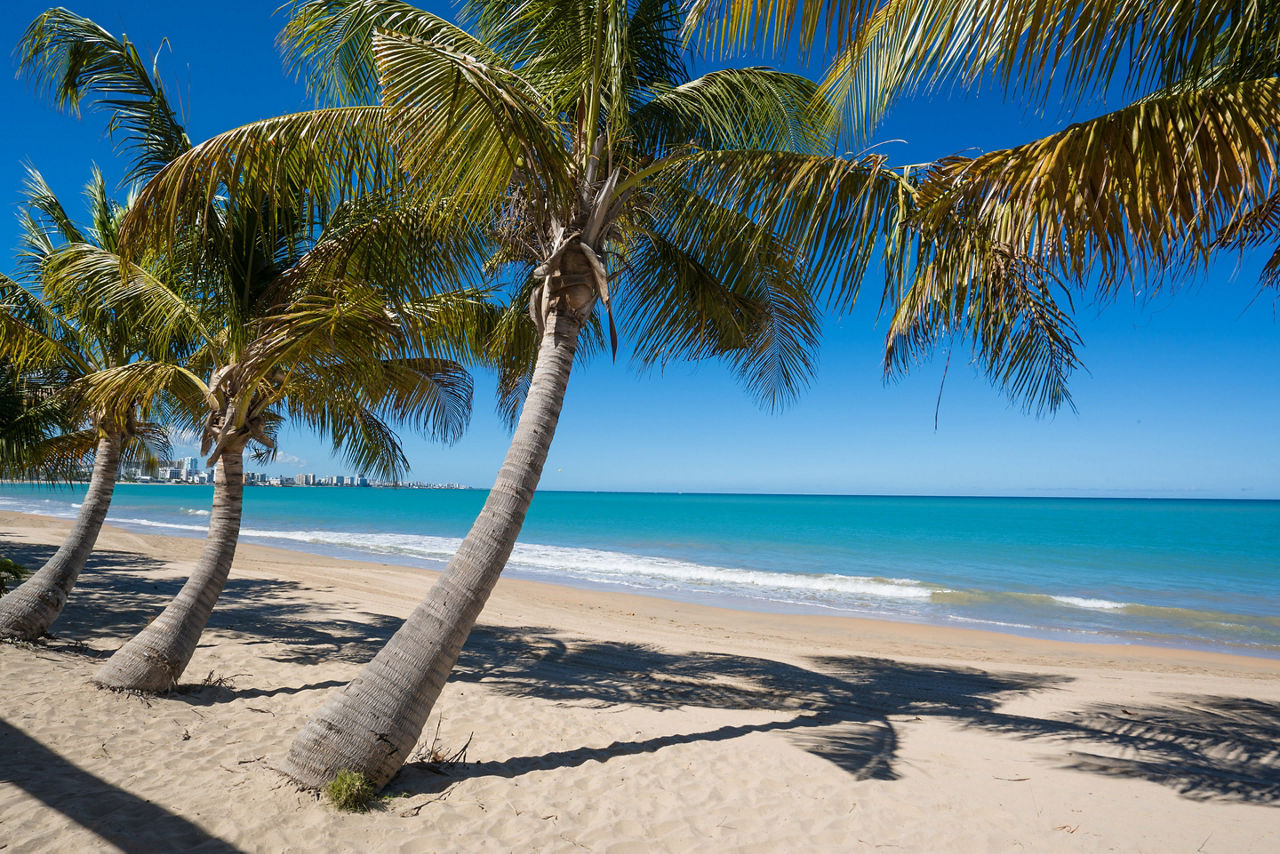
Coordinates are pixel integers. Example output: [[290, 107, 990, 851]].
[[394, 627, 1280, 807], [9, 538, 1275, 805], [1, 538, 402, 706], [24, 554, 403, 669], [970, 693, 1280, 805], [0, 717, 242, 853], [388, 625, 1067, 792]]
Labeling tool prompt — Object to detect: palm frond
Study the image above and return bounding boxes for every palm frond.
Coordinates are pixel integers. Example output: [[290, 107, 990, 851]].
[[372, 28, 573, 216], [40, 242, 206, 359], [884, 206, 1084, 414], [0, 362, 86, 481], [70, 362, 214, 433], [649, 150, 907, 309], [17, 7, 191, 183], [282, 0, 486, 105], [682, 0, 881, 56], [622, 217, 821, 409], [633, 66, 831, 154], [118, 106, 396, 260], [697, 1, 1277, 108], [21, 166, 86, 248], [906, 78, 1280, 293]]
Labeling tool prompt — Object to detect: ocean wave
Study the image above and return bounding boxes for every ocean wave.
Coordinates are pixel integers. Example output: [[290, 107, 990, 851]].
[[113, 517, 209, 533], [1050, 595, 1129, 611], [234, 527, 943, 606], [0, 496, 79, 518], [181, 507, 211, 516]]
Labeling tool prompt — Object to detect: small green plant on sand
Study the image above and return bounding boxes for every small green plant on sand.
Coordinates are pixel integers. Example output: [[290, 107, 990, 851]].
[[325, 769, 375, 813], [0, 557, 27, 596]]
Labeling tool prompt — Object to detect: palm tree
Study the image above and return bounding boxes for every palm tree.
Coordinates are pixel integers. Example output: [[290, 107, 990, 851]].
[[120, 0, 909, 788], [16, 8, 493, 689], [0, 169, 173, 641], [84, 190, 490, 692], [686, 1, 1280, 408]]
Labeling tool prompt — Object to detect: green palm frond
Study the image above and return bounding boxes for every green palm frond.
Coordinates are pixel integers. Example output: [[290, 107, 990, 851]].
[[906, 78, 1280, 291], [121, 421, 172, 472], [884, 204, 1084, 414], [291, 193, 491, 302], [70, 362, 215, 433], [814, 0, 1280, 143], [651, 150, 906, 309], [0, 277, 96, 378], [697, 1, 1279, 104], [371, 28, 573, 215], [40, 242, 207, 356], [621, 221, 821, 409], [18, 7, 192, 183], [118, 106, 396, 259], [682, 0, 881, 56], [21, 166, 86, 249], [0, 362, 85, 481], [282, 0, 486, 105], [487, 295, 540, 429], [633, 67, 831, 153], [84, 166, 126, 252]]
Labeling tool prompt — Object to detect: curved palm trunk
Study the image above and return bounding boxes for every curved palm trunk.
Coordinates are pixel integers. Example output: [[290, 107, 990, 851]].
[[282, 310, 584, 790], [92, 447, 245, 692], [0, 432, 122, 640]]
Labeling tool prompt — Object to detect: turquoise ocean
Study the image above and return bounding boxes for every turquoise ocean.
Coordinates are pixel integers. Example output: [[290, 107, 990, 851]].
[[1, 484, 1277, 657]]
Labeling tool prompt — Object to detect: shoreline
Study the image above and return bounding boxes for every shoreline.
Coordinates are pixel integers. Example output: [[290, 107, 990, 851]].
[[3, 508, 1277, 676], [2, 501, 1278, 662]]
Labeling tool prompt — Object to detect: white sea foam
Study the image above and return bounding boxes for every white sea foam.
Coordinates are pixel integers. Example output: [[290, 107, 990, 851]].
[[231, 527, 943, 607], [1051, 595, 1129, 611], [113, 517, 208, 533], [181, 507, 211, 516], [0, 495, 79, 519]]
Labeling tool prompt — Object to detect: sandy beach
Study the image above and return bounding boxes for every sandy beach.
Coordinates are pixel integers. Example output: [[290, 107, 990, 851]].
[[1, 509, 1277, 853]]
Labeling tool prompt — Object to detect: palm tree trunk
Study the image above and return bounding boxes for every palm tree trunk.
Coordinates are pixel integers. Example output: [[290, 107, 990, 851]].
[[282, 309, 584, 790], [92, 446, 245, 692], [0, 432, 122, 640]]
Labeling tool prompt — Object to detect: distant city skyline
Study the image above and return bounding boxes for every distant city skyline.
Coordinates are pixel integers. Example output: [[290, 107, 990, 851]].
[[113, 458, 468, 490]]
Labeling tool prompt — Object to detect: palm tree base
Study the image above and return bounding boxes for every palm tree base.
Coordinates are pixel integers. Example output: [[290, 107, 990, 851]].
[[0, 576, 69, 640], [92, 636, 188, 693]]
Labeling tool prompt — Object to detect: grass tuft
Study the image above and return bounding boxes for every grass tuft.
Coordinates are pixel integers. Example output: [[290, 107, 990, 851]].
[[325, 769, 376, 813], [0, 556, 27, 596]]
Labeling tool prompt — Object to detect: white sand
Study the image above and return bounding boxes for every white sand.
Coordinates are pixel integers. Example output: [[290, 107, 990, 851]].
[[2, 510, 1277, 853]]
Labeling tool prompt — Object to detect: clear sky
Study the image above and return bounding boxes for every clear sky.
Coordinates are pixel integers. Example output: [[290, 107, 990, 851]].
[[2, 1, 1277, 498]]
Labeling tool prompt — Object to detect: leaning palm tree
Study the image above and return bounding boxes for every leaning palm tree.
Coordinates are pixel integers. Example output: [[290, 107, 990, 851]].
[[0, 170, 173, 641], [121, 0, 909, 788], [17, 8, 494, 688], [686, 0, 1280, 406], [81, 186, 492, 692], [0, 8, 209, 640]]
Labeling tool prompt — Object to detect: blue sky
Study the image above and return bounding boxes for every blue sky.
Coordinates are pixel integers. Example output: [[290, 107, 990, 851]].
[[2, 1, 1277, 497]]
